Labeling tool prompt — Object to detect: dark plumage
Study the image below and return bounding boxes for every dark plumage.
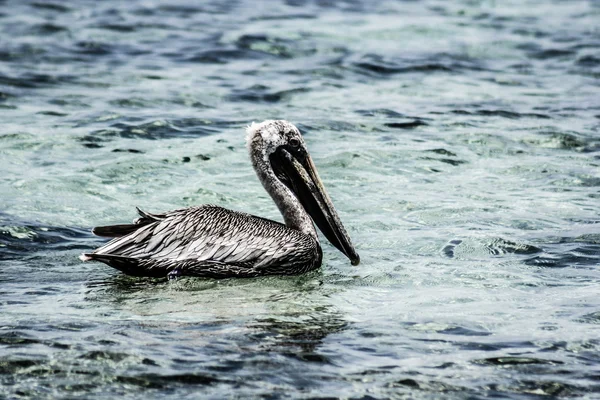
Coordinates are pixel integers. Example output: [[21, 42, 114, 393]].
[[85, 205, 321, 278]]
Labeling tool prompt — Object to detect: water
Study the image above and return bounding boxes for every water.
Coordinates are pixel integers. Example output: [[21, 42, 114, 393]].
[[1, 0, 599, 398]]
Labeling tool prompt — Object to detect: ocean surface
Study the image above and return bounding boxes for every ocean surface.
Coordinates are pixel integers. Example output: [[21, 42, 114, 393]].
[[1, 0, 599, 398]]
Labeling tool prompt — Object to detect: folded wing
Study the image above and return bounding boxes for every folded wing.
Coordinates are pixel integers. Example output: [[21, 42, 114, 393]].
[[84, 205, 320, 278]]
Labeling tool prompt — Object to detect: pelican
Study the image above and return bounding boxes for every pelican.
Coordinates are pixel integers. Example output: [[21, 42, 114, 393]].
[[81, 120, 360, 278]]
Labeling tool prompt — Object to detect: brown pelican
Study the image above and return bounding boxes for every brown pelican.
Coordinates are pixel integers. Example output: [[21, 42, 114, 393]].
[[81, 120, 360, 278]]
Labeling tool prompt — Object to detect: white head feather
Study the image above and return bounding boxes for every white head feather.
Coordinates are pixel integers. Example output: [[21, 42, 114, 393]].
[[246, 120, 300, 161]]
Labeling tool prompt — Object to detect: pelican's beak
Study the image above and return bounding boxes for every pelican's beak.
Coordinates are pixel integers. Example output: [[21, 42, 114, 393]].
[[271, 147, 360, 265]]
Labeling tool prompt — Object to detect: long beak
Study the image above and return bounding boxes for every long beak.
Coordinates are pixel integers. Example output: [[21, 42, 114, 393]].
[[272, 148, 360, 265]]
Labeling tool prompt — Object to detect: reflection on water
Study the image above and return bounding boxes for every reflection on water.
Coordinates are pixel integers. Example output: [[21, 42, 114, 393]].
[[1, 0, 600, 398]]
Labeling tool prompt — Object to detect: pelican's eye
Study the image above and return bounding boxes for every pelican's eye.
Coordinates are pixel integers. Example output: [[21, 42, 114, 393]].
[[289, 138, 300, 148]]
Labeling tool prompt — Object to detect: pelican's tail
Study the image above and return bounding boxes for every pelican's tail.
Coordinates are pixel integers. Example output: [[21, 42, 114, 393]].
[[80, 207, 166, 263]]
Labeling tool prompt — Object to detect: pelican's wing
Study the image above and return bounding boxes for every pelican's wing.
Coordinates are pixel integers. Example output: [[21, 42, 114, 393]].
[[84, 205, 319, 278]]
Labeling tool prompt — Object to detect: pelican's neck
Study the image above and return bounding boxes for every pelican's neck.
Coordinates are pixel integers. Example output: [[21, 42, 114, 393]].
[[250, 148, 317, 240]]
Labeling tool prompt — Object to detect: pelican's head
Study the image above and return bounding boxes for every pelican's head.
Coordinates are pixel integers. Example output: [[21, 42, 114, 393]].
[[246, 120, 360, 266]]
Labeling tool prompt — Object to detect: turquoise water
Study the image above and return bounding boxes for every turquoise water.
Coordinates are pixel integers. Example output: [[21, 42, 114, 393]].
[[1, 0, 600, 398]]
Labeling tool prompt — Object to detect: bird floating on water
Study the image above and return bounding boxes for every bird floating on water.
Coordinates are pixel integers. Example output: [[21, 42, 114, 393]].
[[81, 120, 360, 278]]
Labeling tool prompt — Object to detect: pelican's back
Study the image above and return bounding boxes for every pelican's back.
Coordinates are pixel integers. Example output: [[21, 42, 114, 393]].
[[84, 205, 322, 278]]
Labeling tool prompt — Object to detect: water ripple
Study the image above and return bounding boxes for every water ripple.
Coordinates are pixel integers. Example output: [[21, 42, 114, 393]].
[[1, 0, 599, 398]]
